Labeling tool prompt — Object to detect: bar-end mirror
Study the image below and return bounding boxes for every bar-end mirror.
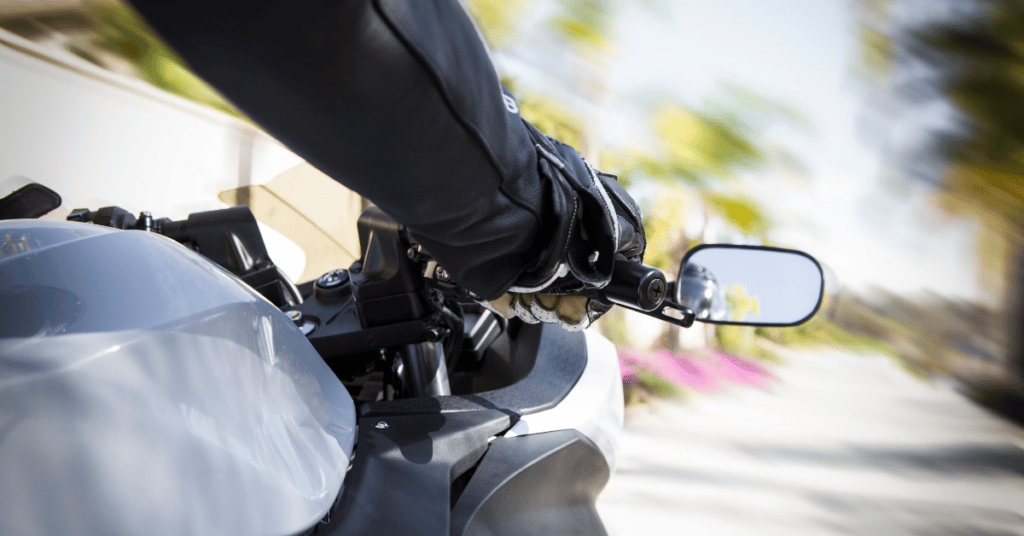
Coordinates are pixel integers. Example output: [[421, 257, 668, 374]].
[[676, 245, 824, 326]]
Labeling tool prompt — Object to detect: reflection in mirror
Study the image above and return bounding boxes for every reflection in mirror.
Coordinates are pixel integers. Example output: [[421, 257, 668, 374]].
[[675, 245, 824, 326]]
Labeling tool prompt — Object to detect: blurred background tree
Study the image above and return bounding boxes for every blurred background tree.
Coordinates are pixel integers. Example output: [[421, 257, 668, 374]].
[[860, 0, 1024, 404]]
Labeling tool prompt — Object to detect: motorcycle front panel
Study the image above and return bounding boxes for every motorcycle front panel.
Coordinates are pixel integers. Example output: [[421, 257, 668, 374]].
[[0, 220, 356, 536]]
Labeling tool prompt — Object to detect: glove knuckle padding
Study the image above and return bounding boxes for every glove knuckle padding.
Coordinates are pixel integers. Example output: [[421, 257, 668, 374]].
[[519, 124, 626, 291], [483, 120, 648, 331], [599, 173, 646, 261]]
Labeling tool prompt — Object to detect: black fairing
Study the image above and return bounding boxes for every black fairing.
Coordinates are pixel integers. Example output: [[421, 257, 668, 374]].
[[321, 423, 609, 536], [326, 410, 511, 535], [309, 321, 604, 535], [452, 431, 610, 536], [358, 322, 587, 418]]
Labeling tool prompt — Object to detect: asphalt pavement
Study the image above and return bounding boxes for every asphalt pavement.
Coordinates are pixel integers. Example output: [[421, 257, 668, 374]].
[[597, 347, 1024, 535]]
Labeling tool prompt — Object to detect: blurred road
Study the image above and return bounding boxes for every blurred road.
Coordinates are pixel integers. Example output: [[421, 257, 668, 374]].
[[597, 348, 1024, 535]]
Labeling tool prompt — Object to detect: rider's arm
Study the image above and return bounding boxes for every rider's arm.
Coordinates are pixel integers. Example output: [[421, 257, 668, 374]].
[[127, 0, 645, 331], [126, 0, 551, 301]]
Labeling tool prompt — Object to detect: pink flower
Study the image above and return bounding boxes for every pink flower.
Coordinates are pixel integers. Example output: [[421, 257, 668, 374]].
[[704, 350, 778, 390], [649, 349, 720, 393]]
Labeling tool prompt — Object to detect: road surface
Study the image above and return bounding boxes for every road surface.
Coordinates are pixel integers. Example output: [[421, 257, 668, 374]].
[[598, 347, 1024, 535]]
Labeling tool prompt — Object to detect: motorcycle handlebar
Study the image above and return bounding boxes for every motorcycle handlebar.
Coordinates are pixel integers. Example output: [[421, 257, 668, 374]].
[[596, 261, 667, 312]]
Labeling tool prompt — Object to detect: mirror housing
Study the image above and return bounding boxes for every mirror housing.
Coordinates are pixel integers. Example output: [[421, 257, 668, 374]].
[[676, 245, 824, 326]]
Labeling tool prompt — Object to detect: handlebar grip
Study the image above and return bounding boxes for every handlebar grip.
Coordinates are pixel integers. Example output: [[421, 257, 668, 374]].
[[598, 261, 667, 312]]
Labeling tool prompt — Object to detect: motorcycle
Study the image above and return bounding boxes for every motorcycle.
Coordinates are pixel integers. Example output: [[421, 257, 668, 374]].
[[0, 199, 824, 535]]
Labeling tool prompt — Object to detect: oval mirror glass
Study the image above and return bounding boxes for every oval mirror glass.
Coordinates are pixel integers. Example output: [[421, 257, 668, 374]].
[[675, 245, 824, 326]]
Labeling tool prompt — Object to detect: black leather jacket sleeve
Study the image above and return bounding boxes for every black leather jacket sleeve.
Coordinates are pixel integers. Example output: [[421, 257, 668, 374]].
[[127, 0, 559, 300]]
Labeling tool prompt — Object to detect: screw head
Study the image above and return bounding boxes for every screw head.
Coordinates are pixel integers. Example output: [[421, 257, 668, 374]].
[[374, 421, 389, 430], [424, 326, 443, 342], [286, 309, 303, 323], [434, 266, 449, 281], [647, 279, 666, 304], [317, 269, 348, 288]]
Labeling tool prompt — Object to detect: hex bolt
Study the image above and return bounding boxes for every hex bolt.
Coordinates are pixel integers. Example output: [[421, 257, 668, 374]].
[[286, 310, 303, 324], [317, 269, 348, 288], [435, 266, 449, 281], [407, 246, 418, 260], [138, 211, 153, 232]]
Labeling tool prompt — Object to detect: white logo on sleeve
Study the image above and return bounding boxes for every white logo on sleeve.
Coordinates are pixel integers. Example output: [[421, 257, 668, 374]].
[[502, 94, 520, 114]]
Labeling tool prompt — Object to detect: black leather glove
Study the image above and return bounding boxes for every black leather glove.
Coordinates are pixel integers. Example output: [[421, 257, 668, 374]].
[[480, 123, 646, 331]]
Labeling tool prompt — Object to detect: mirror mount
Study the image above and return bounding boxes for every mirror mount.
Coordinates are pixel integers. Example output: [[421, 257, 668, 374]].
[[614, 300, 697, 328], [648, 294, 697, 328]]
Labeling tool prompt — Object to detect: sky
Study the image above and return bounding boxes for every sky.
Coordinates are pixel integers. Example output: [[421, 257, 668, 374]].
[[501, 0, 990, 305]]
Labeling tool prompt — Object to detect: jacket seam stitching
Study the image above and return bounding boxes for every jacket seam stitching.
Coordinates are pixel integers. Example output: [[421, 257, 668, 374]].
[[371, 0, 544, 227]]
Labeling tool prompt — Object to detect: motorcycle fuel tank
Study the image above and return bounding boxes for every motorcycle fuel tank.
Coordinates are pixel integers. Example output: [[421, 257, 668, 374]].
[[0, 220, 356, 536]]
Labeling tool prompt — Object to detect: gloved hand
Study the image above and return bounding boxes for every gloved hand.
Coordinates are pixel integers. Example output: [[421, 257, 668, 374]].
[[479, 124, 646, 331]]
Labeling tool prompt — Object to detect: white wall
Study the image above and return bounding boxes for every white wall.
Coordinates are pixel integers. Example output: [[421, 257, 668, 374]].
[[0, 28, 310, 278]]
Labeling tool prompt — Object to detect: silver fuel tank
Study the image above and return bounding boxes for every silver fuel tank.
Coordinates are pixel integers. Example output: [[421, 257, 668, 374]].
[[0, 220, 356, 536]]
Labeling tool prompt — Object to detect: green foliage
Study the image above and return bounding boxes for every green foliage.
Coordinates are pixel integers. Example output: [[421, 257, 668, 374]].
[[501, 76, 586, 149], [622, 373, 684, 406], [481, 1, 783, 247], [716, 325, 757, 354], [705, 192, 772, 236], [859, 25, 895, 76], [864, 0, 1024, 235], [549, 0, 615, 51], [465, 0, 532, 49], [759, 316, 896, 357], [630, 101, 766, 182], [548, 0, 664, 52], [860, 0, 1024, 386], [724, 283, 760, 322], [69, 3, 242, 119], [641, 186, 694, 272], [98, 5, 235, 114], [708, 84, 813, 133], [633, 369, 684, 398], [608, 96, 777, 238]]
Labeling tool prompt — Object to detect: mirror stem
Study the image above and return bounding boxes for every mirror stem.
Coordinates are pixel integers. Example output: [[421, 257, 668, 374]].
[[618, 297, 696, 328]]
